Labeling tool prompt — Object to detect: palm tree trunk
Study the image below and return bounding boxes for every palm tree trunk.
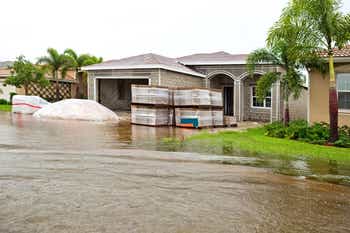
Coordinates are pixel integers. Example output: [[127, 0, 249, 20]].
[[284, 100, 290, 126], [24, 85, 28, 96], [328, 54, 339, 143], [284, 87, 290, 125], [77, 70, 83, 98]]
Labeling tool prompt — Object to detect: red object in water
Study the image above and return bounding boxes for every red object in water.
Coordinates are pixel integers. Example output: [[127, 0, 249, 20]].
[[12, 103, 42, 109]]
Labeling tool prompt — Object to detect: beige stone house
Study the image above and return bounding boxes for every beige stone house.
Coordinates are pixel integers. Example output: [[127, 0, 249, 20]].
[[309, 45, 350, 126], [0, 62, 77, 101], [83, 52, 307, 122], [0, 61, 16, 101]]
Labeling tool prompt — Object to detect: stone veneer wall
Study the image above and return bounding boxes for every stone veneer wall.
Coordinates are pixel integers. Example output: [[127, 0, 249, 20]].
[[87, 69, 160, 100], [159, 70, 205, 88], [243, 76, 271, 122], [87, 64, 288, 122], [191, 64, 283, 122]]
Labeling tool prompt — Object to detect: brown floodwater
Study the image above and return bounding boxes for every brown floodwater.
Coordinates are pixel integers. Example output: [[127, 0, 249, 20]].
[[0, 112, 350, 233]]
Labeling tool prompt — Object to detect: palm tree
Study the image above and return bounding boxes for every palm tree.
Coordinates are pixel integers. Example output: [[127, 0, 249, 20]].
[[37, 48, 72, 101], [247, 12, 320, 125], [247, 49, 304, 125], [286, 0, 350, 142], [64, 49, 102, 98]]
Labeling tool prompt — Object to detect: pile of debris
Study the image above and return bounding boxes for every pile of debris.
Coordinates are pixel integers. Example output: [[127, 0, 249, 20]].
[[131, 85, 224, 128], [12, 95, 119, 122]]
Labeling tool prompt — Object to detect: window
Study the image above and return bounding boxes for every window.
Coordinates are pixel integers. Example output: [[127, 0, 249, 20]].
[[337, 73, 350, 110], [251, 86, 271, 108]]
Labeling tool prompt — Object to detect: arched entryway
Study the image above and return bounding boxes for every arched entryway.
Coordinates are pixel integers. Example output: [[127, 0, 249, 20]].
[[208, 72, 235, 116]]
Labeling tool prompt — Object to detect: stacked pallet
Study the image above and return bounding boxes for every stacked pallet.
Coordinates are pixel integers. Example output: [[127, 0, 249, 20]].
[[174, 88, 224, 128], [131, 85, 173, 126]]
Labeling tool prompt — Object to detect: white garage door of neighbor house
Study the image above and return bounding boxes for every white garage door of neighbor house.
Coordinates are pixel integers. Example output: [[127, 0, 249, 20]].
[[0, 80, 16, 101]]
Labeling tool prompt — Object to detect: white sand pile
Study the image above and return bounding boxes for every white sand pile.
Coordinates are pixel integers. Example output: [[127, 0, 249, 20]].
[[33, 99, 119, 122]]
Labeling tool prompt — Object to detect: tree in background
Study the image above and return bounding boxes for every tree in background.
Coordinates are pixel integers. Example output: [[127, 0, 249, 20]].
[[37, 48, 72, 101], [4, 56, 49, 95], [247, 10, 322, 125], [285, 0, 350, 142], [64, 49, 102, 98]]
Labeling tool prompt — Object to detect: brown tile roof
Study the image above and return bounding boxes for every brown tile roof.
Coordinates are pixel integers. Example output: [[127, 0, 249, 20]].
[[319, 44, 350, 58], [0, 67, 11, 78], [177, 51, 249, 65], [82, 53, 205, 77]]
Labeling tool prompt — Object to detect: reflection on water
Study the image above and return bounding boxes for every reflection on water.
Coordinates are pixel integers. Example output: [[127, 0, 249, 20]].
[[1, 112, 350, 185]]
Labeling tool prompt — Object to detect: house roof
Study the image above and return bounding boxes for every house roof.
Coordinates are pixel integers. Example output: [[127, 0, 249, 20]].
[[319, 45, 350, 58], [0, 61, 13, 68], [177, 51, 249, 65], [0, 61, 12, 78], [82, 53, 206, 78]]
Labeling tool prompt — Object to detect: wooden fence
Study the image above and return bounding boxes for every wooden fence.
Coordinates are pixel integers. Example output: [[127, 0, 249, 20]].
[[26, 80, 77, 102]]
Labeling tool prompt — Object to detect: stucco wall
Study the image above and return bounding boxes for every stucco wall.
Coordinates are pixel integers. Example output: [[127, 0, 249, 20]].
[[289, 87, 308, 121], [0, 79, 16, 101], [309, 63, 350, 126]]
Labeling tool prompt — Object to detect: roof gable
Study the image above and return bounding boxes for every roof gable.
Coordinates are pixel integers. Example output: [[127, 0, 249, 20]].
[[177, 51, 248, 65]]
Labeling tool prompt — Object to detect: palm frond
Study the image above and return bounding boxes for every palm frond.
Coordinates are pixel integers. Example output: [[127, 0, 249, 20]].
[[64, 48, 78, 61], [256, 72, 280, 99], [246, 48, 281, 74]]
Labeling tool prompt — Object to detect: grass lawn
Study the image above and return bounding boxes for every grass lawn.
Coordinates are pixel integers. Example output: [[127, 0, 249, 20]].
[[0, 104, 11, 112], [185, 127, 350, 164]]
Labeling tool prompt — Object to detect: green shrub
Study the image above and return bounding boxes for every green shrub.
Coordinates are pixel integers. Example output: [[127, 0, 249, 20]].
[[335, 126, 350, 148], [339, 125, 350, 137], [264, 122, 286, 138], [9, 92, 17, 105], [264, 120, 350, 148], [0, 99, 10, 105], [286, 120, 308, 139], [305, 122, 329, 144]]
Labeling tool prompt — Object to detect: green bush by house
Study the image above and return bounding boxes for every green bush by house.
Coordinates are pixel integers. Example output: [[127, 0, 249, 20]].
[[264, 120, 350, 148]]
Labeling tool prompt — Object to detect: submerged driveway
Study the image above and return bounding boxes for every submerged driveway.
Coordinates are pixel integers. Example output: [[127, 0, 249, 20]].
[[0, 112, 350, 233], [0, 148, 350, 233]]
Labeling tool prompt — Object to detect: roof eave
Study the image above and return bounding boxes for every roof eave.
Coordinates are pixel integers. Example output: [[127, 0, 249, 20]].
[[179, 61, 247, 66], [81, 65, 206, 78], [333, 57, 350, 63]]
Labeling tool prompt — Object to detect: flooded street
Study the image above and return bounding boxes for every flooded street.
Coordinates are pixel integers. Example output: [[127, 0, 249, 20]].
[[1, 112, 350, 232]]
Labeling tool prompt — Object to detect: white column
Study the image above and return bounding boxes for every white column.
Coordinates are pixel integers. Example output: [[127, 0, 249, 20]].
[[234, 80, 243, 122]]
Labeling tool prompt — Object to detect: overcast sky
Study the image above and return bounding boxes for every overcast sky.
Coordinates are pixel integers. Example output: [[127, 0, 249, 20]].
[[1, 0, 350, 62]]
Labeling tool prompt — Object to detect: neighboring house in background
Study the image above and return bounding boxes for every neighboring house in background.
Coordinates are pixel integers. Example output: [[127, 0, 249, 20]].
[[16, 70, 77, 101], [309, 45, 350, 126], [0, 61, 77, 102], [83, 52, 308, 122], [0, 61, 15, 101]]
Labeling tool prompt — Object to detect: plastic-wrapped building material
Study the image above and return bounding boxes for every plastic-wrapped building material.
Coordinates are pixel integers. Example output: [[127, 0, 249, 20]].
[[175, 108, 213, 128], [131, 105, 172, 126], [174, 88, 211, 106], [33, 99, 119, 122], [12, 95, 50, 114], [212, 109, 224, 126], [132, 85, 170, 105], [224, 116, 237, 127], [210, 90, 223, 107]]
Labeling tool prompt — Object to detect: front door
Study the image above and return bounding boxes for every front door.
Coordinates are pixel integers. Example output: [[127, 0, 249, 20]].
[[223, 86, 234, 116]]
